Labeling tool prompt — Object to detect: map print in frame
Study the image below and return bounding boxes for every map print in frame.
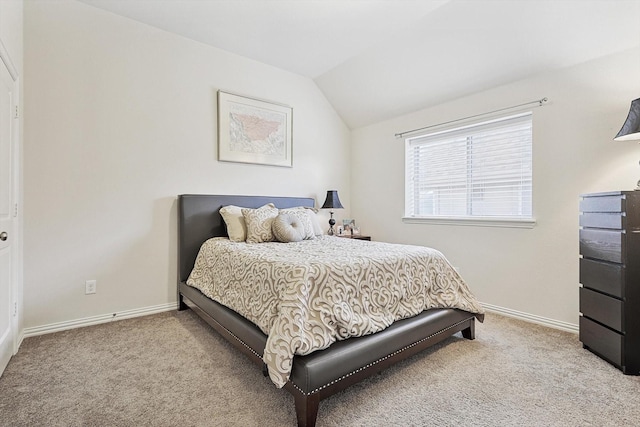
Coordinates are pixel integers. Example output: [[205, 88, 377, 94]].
[[218, 91, 293, 167]]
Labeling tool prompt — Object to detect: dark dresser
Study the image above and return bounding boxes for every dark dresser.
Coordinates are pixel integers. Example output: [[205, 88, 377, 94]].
[[579, 191, 640, 374]]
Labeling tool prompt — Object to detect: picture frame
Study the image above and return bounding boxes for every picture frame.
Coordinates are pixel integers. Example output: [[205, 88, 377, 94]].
[[217, 90, 293, 167], [343, 219, 356, 231]]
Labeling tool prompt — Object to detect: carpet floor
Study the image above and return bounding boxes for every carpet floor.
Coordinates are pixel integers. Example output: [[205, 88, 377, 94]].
[[1, 310, 639, 426]]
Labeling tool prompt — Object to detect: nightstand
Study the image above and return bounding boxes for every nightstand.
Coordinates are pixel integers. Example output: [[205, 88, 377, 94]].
[[336, 234, 371, 241]]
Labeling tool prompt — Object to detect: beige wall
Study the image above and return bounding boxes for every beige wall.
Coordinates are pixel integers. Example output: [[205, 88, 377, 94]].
[[23, 0, 640, 331], [23, 0, 351, 328], [351, 47, 640, 327]]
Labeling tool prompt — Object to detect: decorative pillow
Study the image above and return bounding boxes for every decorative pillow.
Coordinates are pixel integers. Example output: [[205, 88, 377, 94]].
[[242, 204, 279, 243], [219, 205, 247, 242], [279, 208, 315, 240], [305, 207, 324, 236], [272, 213, 305, 243]]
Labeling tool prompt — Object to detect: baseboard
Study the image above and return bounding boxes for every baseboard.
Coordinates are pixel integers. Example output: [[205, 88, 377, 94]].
[[23, 302, 178, 338], [16, 330, 24, 351], [481, 302, 579, 333], [21, 301, 577, 338]]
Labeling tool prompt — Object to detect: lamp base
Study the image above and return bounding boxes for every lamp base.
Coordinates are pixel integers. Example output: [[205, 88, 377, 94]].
[[328, 211, 336, 235]]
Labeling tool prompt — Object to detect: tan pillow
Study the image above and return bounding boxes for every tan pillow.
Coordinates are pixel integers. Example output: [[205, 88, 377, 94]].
[[272, 213, 305, 242], [242, 204, 279, 243], [219, 205, 247, 242], [279, 208, 315, 240]]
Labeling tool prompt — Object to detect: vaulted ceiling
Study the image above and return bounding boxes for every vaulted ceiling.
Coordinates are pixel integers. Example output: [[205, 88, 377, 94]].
[[79, 0, 640, 129]]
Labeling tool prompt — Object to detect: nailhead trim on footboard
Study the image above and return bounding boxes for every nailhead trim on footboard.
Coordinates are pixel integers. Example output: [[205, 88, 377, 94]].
[[288, 318, 470, 396], [215, 312, 469, 395], [189, 294, 470, 397]]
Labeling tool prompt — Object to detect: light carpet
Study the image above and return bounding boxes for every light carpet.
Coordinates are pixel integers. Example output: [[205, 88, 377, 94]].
[[1, 310, 639, 426]]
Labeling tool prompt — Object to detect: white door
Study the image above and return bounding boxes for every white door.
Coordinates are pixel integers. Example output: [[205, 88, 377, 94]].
[[0, 57, 16, 376]]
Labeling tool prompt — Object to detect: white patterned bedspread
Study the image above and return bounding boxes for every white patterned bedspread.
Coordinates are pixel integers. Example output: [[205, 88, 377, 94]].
[[186, 236, 484, 388]]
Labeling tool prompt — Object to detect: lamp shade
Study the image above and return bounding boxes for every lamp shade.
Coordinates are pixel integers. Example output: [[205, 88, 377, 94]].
[[321, 190, 344, 209], [614, 98, 640, 141]]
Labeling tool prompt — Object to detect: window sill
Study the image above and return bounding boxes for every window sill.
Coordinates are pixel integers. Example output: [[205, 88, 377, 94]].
[[402, 216, 536, 229]]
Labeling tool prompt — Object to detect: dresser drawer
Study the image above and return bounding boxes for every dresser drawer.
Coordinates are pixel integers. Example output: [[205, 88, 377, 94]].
[[579, 258, 624, 298], [579, 213, 624, 230], [580, 195, 624, 213], [580, 316, 623, 367], [579, 287, 623, 332], [579, 229, 623, 263]]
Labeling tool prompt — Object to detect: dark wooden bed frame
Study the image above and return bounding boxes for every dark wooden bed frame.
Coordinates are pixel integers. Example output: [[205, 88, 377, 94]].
[[177, 194, 477, 427]]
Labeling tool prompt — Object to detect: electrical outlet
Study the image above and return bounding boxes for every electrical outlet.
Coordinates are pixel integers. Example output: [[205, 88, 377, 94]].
[[85, 280, 97, 295]]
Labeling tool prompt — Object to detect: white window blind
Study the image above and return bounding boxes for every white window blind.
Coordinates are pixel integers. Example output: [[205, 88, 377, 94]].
[[405, 112, 532, 222]]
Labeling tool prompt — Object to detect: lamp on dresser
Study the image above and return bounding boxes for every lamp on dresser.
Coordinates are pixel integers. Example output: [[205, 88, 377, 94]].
[[321, 190, 344, 235], [614, 97, 640, 189]]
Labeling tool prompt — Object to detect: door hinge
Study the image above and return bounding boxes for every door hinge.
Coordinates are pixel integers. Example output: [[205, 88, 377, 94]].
[[13, 302, 17, 317], [14, 105, 18, 118], [13, 203, 18, 217]]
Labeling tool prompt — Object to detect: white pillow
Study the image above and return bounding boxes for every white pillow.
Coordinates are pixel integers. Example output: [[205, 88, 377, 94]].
[[305, 207, 324, 236], [279, 208, 315, 240], [242, 204, 279, 243], [272, 213, 305, 242], [219, 205, 247, 242]]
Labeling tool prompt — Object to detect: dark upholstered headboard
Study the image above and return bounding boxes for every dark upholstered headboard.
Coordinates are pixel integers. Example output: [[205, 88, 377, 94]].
[[177, 194, 315, 283]]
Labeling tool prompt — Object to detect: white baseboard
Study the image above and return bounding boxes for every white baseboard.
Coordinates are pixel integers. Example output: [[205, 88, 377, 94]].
[[481, 302, 579, 333], [23, 302, 178, 338], [21, 301, 578, 339], [16, 330, 24, 351]]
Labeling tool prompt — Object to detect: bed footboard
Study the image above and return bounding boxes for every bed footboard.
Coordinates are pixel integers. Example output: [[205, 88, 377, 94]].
[[286, 310, 476, 427], [180, 282, 475, 427]]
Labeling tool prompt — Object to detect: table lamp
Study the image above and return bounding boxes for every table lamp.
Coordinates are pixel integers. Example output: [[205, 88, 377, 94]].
[[614, 98, 640, 189], [321, 190, 344, 235]]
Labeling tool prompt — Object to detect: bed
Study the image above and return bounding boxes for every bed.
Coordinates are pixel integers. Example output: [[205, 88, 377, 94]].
[[177, 194, 483, 427]]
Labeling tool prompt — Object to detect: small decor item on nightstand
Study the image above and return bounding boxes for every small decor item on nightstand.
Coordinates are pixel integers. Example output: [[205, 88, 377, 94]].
[[613, 97, 640, 189], [343, 219, 356, 235], [321, 190, 344, 235]]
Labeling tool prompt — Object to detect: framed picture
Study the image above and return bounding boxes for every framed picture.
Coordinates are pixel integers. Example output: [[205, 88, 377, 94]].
[[343, 219, 356, 231], [342, 219, 360, 235], [217, 90, 293, 167]]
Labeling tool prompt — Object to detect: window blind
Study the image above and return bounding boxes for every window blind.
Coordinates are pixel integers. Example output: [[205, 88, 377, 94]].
[[405, 112, 532, 220]]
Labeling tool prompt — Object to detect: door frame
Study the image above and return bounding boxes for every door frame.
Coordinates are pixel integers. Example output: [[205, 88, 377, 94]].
[[0, 37, 22, 358]]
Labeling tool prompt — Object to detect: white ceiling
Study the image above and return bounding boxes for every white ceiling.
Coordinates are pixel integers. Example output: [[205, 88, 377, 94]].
[[79, 0, 640, 129]]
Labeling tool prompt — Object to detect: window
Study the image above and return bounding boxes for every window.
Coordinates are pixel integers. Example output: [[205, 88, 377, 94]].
[[404, 112, 533, 227]]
